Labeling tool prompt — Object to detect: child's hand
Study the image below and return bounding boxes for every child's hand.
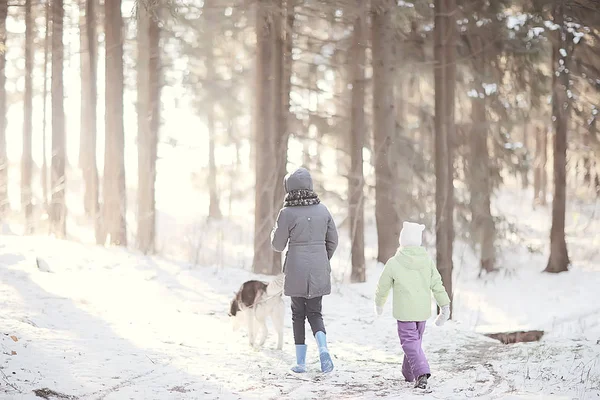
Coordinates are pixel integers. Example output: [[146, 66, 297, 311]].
[[374, 304, 383, 317], [435, 304, 450, 326]]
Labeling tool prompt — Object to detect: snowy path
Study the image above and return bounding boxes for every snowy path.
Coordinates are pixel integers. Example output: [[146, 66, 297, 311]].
[[1, 236, 599, 399]]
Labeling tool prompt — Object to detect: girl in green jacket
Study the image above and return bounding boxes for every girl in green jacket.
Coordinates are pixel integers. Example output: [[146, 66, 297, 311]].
[[374, 221, 451, 390]]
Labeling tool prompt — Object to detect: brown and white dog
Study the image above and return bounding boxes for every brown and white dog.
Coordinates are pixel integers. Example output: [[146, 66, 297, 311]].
[[228, 274, 284, 350]]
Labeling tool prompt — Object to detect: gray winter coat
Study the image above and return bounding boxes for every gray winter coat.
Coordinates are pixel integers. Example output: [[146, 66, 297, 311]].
[[271, 168, 338, 299]]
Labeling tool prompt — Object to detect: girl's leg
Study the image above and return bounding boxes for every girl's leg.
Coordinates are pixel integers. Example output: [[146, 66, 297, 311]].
[[291, 297, 307, 344], [401, 354, 415, 382], [305, 296, 325, 335], [306, 296, 333, 373], [397, 321, 430, 379]]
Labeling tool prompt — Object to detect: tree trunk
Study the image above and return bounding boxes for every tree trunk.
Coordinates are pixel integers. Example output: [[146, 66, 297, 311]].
[[0, 2, 8, 215], [372, 0, 399, 264], [207, 105, 222, 220], [22, 0, 34, 231], [349, 1, 366, 283], [434, 0, 455, 314], [253, 0, 277, 274], [521, 123, 530, 189], [468, 35, 495, 274], [42, 0, 50, 212], [203, 2, 222, 221], [79, 0, 88, 172], [540, 125, 548, 205], [545, 4, 569, 273], [136, 4, 159, 253], [533, 125, 542, 205], [271, 0, 294, 274], [80, 0, 99, 222], [103, 0, 127, 246], [51, 0, 67, 238]]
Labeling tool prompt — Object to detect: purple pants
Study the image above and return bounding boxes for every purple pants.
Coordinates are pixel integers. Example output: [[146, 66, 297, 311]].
[[397, 321, 430, 382]]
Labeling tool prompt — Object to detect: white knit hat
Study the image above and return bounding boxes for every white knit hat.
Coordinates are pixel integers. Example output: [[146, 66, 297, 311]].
[[399, 221, 425, 247]]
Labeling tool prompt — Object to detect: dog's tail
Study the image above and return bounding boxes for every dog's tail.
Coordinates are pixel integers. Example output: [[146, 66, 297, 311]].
[[266, 273, 284, 297]]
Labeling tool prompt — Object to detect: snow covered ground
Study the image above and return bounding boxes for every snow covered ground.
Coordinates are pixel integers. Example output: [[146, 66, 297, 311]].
[[1, 226, 599, 399], [1, 178, 600, 399]]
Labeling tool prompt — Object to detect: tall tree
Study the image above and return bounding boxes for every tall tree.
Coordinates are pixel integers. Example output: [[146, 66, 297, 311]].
[[22, 0, 34, 231], [136, 3, 160, 254], [0, 1, 8, 215], [545, 2, 570, 273], [103, 0, 127, 245], [434, 0, 456, 313], [349, 1, 366, 283], [204, 1, 222, 221], [80, 0, 99, 223], [533, 125, 548, 206], [272, 0, 294, 274], [253, 0, 277, 274], [464, 8, 496, 274], [41, 0, 50, 211], [372, 0, 399, 264], [51, 0, 67, 237]]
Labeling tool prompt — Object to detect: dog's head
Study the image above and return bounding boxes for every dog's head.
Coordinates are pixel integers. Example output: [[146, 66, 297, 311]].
[[229, 296, 240, 317], [228, 295, 244, 331]]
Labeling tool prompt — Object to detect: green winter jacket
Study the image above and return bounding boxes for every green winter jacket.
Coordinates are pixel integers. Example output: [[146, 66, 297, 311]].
[[375, 246, 450, 322]]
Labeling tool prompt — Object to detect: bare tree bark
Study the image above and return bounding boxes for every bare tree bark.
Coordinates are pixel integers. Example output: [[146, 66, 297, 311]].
[[0, 2, 8, 215], [80, 0, 99, 223], [42, 0, 50, 212], [467, 34, 495, 274], [533, 125, 542, 204], [540, 125, 548, 205], [207, 105, 222, 220], [545, 3, 569, 273], [203, 1, 222, 221], [271, 0, 294, 274], [22, 0, 34, 231], [253, 0, 277, 274], [102, 0, 127, 246], [51, 0, 67, 238], [434, 0, 455, 314], [349, 1, 366, 283], [372, 0, 400, 264], [533, 125, 548, 206], [136, 3, 159, 253], [79, 0, 88, 171]]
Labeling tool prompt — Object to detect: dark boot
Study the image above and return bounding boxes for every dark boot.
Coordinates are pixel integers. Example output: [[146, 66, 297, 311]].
[[414, 374, 429, 389]]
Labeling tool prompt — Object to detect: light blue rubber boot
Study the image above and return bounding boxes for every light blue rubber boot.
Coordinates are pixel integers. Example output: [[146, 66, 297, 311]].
[[315, 331, 334, 373], [291, 344, 307, 373]]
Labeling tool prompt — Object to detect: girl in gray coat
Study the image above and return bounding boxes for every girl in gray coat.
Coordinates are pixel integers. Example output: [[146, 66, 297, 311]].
[[271, 167, 339, 373]]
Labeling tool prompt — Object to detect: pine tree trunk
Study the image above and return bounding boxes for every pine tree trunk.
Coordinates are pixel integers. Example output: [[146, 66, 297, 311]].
[[349, 1, 366, 283], [434, 0, 455, 314], [207, 105, 222, 220], [80, 0, 99, 222], [0, 2, 9, 216], [136, 4, 159, 253], [468, 35, 495, 274], [203, 2, 222, 221], [103, 0, 127, 246], [41, 0, 50, 212], [372, 0, 399, 264], [22, 0, 34, 231], [533, 126, 542, 205], [79, 0, 88, 172], [253, 0, 277, 274], [545, 4, 569, 273], [521, 123, 530, 189], [271, 0, 293, 274], [540, 125, 548, 205], [51, 0, 67, 238]]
